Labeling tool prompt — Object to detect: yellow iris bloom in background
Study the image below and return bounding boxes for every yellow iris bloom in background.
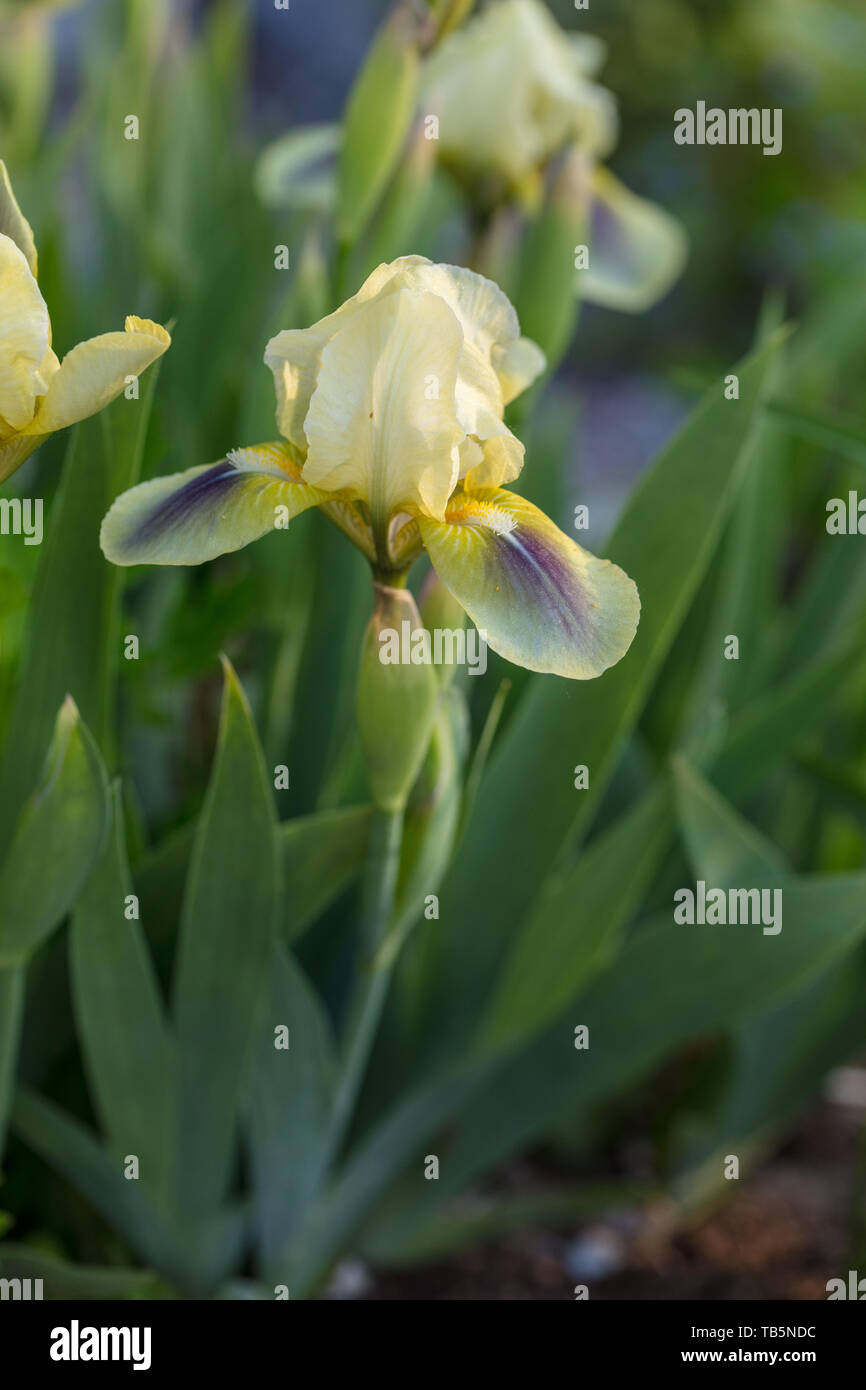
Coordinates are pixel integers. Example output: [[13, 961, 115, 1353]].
[[101, 256, 639, 681], [423, 0, 687, 312], [0, 161, 170, 486], [423, 0, 618, 187]]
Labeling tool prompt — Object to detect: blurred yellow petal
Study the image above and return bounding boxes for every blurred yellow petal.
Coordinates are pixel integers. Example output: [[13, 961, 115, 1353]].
[[0, 161, 38, 276], [22, 316, 170, 435], [422, 0, 618, 182], [0, 233, 50, 433], [302, 286, 465, 524], [584, 166, 688, 313], [419, 485, 640, 679], [100, 442, 327, 566], [569, 33, 608, 80]]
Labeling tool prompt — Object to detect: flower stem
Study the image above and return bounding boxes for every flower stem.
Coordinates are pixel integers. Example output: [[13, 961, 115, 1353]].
[[326, 805, 405, 1162]]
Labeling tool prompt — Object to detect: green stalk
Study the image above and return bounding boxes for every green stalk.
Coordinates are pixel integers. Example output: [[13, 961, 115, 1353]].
[[326, 806, 405, 1162]]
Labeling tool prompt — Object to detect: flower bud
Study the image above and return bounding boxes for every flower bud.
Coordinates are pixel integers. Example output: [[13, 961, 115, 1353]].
[[357, 584, 438, 812], [418, 568, 467, 688], [338, 1, 425, 247], [512, 145, 591, 368]]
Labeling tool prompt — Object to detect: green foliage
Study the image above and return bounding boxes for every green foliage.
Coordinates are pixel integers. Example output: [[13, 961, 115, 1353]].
[[172, 658, 280, 1239], [2, 0, 865, 1301], [70, 785, 176, 1211]]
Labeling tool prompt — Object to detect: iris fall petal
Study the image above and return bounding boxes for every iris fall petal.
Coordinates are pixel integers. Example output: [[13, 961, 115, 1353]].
[[419, 486, 640, 678], [100, 442, 327, 566]]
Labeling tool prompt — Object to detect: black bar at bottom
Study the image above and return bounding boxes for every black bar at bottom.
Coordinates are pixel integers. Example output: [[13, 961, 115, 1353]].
[[0, 1298, 861, 1375]]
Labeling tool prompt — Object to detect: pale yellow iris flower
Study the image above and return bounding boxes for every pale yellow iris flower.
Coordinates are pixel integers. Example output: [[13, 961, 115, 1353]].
[[0, 161, 170, 485], [423, 0, 618, 189], [101, 256, 639, 681], [422, 0, 688, 312]]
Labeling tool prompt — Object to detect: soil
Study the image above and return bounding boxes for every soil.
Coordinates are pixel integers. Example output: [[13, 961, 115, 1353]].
[[358, 1094, 863, 1301]]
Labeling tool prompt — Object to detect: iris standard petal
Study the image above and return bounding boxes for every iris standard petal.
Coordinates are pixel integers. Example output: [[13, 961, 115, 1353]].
[[0, 162, 38, 276], [22, 316, 171, 435], [418, 486, 640, 678], [394, 259, 519, 357], [385, 258, 543, 484], [493, 334, 548, 405], [264, 258, 544, 472], [264, 313, 346, 454], [583, 166, 688, 313], [389, 257, 546, 400], [263, 260, 408, 453], [0, 233, 51, 434], [100, 442, 327, 566], [461, 432, 525, 491], [302, 286, 465, 524], [449, 346, 525, 489]]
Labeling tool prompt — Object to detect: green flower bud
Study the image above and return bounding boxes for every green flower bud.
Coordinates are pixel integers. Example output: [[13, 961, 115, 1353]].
[[418, 568, 467, 688], [337, 1, 426, 248], [357, 584, 438, 812], [512, 144, 591, 370]]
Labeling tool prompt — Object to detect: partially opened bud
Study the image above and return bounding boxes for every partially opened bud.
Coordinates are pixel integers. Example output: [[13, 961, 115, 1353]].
[[357, 584, 438, 812], [512, 145, 591, 370], [419, 567, 468, 689]]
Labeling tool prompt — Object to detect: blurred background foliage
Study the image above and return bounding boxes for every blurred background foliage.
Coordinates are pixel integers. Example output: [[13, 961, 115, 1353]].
[[1, 0, 865, 1298]]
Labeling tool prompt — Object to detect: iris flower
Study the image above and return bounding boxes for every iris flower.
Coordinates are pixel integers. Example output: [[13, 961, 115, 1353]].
[[423, 0, 618, 190], [101, 257, 639, 680], [0, 161, 170, 485], [422, 0, 687, 313]]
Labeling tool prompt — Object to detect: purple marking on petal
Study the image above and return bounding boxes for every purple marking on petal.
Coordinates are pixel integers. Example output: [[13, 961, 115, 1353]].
[[590, 193, 629, 266], [132, 460, 237, 544], [498, 522, 594, 641]]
